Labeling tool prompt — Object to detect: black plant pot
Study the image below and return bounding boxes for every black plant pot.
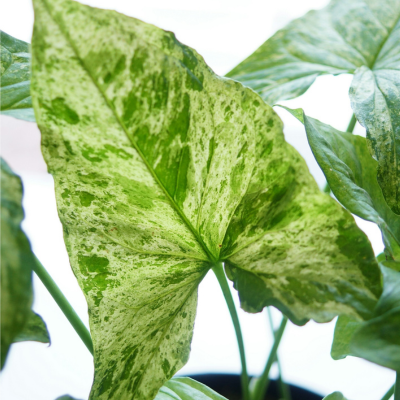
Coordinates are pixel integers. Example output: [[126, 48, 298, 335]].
[[189, 374, 323, 400]]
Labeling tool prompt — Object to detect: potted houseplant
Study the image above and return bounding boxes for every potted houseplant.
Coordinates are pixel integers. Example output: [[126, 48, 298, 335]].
[[1, 0, 399, 399]]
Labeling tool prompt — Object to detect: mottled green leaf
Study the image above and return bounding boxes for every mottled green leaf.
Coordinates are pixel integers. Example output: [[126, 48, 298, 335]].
[[156, 377, 226, 400], [332, 264, 400, 370], [31, 0, 381, 397], [323, 393, 348, 400], [227, 0, 400, 214], [226, 0, 400, 104], [0, 158, 34, 368], [278, 106, 400, 260], [13, 310, 50, 344], [349, 65, 400, 215], [0, 31, 36, 122]]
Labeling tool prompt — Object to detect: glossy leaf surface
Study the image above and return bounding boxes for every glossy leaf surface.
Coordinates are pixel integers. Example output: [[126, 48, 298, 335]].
[[332, 263, 400, 370], [31, 0, 382, 397], [227, 0, 400, 104], [0, 31, 36, 122], [13, 310, 50, 344], [156, 377, 227, 400], [0, 158, 34, 368], [279, 106, 400, 260]]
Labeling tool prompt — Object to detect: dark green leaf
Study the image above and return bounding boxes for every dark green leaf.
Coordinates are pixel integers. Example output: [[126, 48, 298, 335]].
[[156, 377, 227, 400], [0, 158, 34, 368], [0, 31, 36, 122], [349, 65, 400, 215], [332, 264, 400, 370], [350, 305, 400, 370], [279, 106, 400, 261], [31, 0, 382, 397], [323, 393, 348, 400], [13, 310, 50, 344]]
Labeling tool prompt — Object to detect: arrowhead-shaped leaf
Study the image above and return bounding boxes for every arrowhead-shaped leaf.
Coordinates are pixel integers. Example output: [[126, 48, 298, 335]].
[[156, 377, 226, 400], [332, 263, 400, 370], [278, 106, 400, 260], [226, 0, 400, 105], [0, 31, 36, 122], [31, 0, 381, 397], [227, 0, 400, 214], [1, 158, 34, 368], [13, 310, 50, 344]]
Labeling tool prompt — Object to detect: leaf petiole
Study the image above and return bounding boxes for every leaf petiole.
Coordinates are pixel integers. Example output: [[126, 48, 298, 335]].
[[380, 383, 394, 400], [346, 113, 357, 133], [212, 262, 250, 400], [267, 308, 291, 400], [395, 372, 400, 400], [32, 256, 94, 355], [252, 316, 288, 400]]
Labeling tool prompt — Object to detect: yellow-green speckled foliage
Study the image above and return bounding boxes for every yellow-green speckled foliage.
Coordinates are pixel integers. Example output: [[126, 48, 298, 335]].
[[31, 0, 381, 399]]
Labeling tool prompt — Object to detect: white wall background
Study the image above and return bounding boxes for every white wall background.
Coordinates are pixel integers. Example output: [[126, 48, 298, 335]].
[[0, 0, 395, 399]]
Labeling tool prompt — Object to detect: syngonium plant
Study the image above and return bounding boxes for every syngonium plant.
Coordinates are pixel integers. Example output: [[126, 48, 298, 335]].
[[0, 0, 399, 399]]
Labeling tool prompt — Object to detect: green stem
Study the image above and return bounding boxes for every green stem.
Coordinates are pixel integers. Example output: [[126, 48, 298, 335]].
[[267, 308, 291, 400], [323, 113, 357, 193], [381, 384, 395, 400], [346, 113, 357, 133], [253, 316, 288, 400], [395, 372, 400, 400], [33, 256, 94, 355], [212, 262, 250, 400]]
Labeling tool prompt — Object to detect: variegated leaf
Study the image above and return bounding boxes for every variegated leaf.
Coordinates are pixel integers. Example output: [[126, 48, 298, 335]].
[[227, 0, 400, 105], [0, 31, 36, 122], [349, 65, 400, 215], [31, 0, 381, 398]]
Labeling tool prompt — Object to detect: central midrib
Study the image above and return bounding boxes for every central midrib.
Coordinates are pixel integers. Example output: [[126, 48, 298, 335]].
[[41, 0, 217, 263], [369, 12, 400, 69]]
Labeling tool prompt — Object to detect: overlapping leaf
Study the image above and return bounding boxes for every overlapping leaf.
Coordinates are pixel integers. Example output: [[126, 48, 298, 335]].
[[1, 159, 34, 368], [349, 65, 400, 215], [279, 106, 400, 260], [14, 310, 50, 344], [155, 377, 226, 400], [31, 0, 381, 398], [227, 0, 400, 104], [227, 0, 400, 214], [332, 263, 400, 370], [0, 31, 36, 122]]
